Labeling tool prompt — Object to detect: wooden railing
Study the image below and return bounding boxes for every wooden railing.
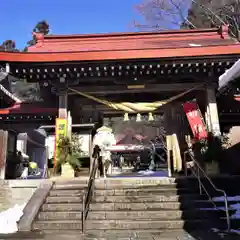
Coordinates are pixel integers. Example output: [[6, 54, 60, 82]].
[[184, 149, 231, 232]]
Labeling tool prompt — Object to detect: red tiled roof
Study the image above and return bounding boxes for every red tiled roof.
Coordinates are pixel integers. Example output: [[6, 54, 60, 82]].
[[28, 28, 237, 53], [0, 27, 239, 63]]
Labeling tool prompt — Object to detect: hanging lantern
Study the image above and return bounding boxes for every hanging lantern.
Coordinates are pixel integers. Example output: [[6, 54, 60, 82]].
[[148, 112, 154, 121], [136, 113, 141, 122], [123, 113, 129, 121]]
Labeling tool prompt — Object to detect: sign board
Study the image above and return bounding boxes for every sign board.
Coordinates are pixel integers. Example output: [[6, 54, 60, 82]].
[[183, 101, 208, 140], [78, 134, 91, 157], [45, 135, 55, 159], [54, 118, 67, 168]]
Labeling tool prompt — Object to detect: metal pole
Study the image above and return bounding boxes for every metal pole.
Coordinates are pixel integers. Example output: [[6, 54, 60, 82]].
[[183, 152, 187, 176], [81, 193, 85, 233], [223, 193, 231, 232], [197, 167, 202, 195]]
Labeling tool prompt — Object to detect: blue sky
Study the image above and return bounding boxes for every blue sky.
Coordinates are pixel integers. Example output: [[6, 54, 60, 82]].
[[0, 0, 143, 49]]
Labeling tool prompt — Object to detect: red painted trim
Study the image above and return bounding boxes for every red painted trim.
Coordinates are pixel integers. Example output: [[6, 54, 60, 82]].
[[0, 103, 57, 115], [0, 109, 9, 114], [234, 96, 240, 102], [1, 45, 240, 63]]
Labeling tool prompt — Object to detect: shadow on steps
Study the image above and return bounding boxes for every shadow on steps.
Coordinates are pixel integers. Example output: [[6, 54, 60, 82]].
[[174, 177, 240, 240]]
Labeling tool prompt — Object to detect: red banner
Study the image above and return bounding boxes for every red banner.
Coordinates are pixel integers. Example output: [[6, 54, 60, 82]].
[[183, 101, 208, 140]]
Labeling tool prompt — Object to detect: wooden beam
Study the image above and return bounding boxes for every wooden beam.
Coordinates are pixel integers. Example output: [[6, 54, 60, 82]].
[[69, 83, 203, 95], [40, 123, 95, 129]]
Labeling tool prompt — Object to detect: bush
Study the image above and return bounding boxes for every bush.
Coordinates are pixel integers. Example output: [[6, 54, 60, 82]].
[[56, 134, 84, 171], [193, 132, 230, 164]]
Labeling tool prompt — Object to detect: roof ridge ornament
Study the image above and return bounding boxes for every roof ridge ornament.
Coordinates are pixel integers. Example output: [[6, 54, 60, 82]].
[[219, 24, 229, 39], [32, 32, 44, 47]]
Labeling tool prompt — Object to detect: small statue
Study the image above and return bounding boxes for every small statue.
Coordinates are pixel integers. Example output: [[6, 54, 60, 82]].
[[92, 126, 116, 178], [120, 155, 124, 171], [135, 156, 141, 171]]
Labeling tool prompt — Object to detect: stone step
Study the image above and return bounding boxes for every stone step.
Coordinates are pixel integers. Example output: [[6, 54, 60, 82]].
[[95, 183, 179, 190], [38, 211, 82, 220], [88, 209, 221, 220], [0, 231, 44, 240], [85, 219, 224, 230], [85, 230, 239, 240], [45, 196, 83, 203], [33, 219, 221, 231], [37, 209, 218, 221], [33, 220, 82, 230], [93, 194, 207, 202], [37, 229, 240, 240], [95, 178, 177, 186], [54, 179, 88, 185], [95, 187, 198, 195], [89, 200, 213, 211], [49, 189, 84, 197], [52, 184, 87, 190], [41, 201, 211, 212], [42, 203, 82, 212]]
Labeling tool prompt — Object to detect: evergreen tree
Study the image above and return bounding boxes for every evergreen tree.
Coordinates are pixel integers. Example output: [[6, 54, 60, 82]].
[[23, 20, 50, 52], [0, 40, 18, 52]]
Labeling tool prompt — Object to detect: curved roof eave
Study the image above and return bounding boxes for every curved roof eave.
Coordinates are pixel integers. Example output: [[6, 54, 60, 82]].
[[0, 72, 22, 103], [0, 83, 22, 103], [0, 45, 240, 63], [219, 59, 240, 91]]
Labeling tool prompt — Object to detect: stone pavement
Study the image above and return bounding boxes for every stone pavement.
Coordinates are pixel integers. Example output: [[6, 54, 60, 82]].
[[0, 230, 239, 240], [81, 230, 239, 240], [0, 180, 43, 212]]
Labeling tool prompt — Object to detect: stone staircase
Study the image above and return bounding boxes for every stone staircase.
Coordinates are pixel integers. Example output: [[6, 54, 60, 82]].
[[84, 178, 234, 238], [32, 180, 87, 232], [29, 177, 240, 239]]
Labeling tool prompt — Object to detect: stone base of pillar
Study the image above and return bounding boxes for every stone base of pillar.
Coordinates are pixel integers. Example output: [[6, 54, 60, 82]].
[[61, 163, 75, 178], [205, 162, 219, 175]]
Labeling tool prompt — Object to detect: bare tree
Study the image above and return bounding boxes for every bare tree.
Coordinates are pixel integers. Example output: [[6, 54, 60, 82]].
[[185, 0, 240, 37], [136, 0, 240, 38], [213, 0, 240, 37], [135, 0, 194, 30]]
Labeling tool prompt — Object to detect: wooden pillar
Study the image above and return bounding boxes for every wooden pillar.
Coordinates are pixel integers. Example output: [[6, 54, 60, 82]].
[[58, 93, 68, 119], [171, 105, 183, 173], [17, 133, 28, 153], [164, 105, 184, 176], [164, 106, 173, 177], [205, 105, 212, 132], [67, 111, 72, 139], [0, 130, 8, 179], [206, 86, 221, 136]]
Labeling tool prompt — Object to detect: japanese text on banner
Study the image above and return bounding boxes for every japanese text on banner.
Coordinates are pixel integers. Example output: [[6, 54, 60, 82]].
[[183, 102, 208, 140], [54, 118, 67, 167]]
